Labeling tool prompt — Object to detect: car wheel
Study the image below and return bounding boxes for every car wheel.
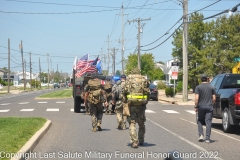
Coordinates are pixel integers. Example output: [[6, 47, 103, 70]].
[[222, 108, 236, 133], [74, 96, 81, 113]]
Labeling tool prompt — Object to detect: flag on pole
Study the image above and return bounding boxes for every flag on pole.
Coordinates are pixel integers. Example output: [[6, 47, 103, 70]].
[[76, 56, 99, 77], [76, 54, 89, 69], [72, 56, 78, 70], [96, 59, 102, 74]]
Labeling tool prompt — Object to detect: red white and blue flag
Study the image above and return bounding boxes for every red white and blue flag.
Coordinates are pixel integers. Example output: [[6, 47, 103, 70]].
[[76, 54, 89, 69], [75, 56, 99, 77]]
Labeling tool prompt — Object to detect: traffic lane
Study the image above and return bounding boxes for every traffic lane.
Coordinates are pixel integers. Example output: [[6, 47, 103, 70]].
[[29, 109, 211, 160], [146, 101, 240, 160], [24, 100, 215, 160], [0, 99, 73, 119], [0, 89, 56, 104]]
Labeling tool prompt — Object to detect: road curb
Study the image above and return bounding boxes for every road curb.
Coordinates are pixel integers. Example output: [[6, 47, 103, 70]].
[[11, 120, 52, 160]]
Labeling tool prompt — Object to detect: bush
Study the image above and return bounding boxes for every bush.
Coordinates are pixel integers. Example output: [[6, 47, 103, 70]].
[[157, 81, 166, 89], [165, 87, 177, 97], [176, 81, 183, 92]]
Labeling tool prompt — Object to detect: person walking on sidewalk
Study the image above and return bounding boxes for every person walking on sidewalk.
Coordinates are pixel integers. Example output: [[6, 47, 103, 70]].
[[195, 74, 216, 143]]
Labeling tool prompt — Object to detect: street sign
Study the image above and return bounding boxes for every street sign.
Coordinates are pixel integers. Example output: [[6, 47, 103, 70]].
[[234, 57, 240, 62], [171, 71, 178, 80], [232, 62, 240, 74], [171, 62, 179, 66], [171, 66, 179, 72]]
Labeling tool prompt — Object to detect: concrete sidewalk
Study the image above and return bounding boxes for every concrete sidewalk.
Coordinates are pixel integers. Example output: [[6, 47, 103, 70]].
[[158, 90, 195, 105]]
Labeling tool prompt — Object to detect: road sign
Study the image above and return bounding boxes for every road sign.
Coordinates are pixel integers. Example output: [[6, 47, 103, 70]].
[[171, 72, 178, 80], [232, 62, 240, 74], [171, 66, 179, 72], [171, 62, 179, 66], [234, 58, 240, 62]]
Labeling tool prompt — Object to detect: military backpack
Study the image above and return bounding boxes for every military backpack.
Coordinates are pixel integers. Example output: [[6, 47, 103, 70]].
[[124, 70, 150, 106], [87, 79, 103, 104]]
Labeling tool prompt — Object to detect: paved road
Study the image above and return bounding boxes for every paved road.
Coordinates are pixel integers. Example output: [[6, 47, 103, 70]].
[[0, 91, 240, 160]]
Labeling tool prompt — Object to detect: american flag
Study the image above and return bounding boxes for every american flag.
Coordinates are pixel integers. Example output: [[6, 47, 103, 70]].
[[76, 54, 88, 70], [76, 56, 99, 77]]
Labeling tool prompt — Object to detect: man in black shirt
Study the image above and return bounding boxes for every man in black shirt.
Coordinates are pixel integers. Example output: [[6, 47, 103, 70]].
[[195, 74, 216, 143]]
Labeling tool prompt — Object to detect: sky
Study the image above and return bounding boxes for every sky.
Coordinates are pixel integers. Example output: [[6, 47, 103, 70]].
[[0, 0, 239, 76]]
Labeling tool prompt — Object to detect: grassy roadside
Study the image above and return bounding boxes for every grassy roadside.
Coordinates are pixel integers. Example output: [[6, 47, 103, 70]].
[[0, 117, 47, 160], [37, 88, 72, 98]]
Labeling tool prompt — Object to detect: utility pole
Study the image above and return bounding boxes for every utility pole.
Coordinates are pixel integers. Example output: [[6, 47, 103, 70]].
[[8, 39, 10, 93], [39, 57, 41, 89], [50, 59, 52, 83], [128, 17, 151, 69], [182, 0, 188, 102], [24, 59, 26, 89], [117, 3, 128, 74], [20, 40, 26, 90], [105, 35, 112, 75], [47, 54, 49, 89], [29, 52, 32, 90], [111, 48, 118, 75]]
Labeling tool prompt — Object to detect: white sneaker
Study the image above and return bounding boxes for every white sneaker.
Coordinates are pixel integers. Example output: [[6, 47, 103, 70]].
[[198, 135, 204, 142], [205, 139, 211, 143]]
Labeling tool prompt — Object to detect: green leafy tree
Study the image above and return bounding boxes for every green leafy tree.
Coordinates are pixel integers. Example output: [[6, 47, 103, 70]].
[[125, 53, 164, 80], [115, 70, 121, 76]]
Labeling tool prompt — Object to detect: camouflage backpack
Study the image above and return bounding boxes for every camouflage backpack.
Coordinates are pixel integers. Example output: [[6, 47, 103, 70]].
[[112, 80, 126, 101], [124, 68, 150, 106], [104, 81, 113, 98], [87, 79, 102, 104]]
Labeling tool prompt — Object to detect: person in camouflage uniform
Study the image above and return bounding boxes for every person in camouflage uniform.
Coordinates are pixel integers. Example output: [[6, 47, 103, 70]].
[[112, 74, 128, 130], [82, 74, 92, 115], [125, 68, 149, 148], [104, 78, 113, 115], [84, 74, 108, 132]]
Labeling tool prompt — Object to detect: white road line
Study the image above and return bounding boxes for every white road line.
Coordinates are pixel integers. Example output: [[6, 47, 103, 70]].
[[186, 110, 196, 114], [19, 102, 29, 104], [147, 117, 223, 160], [0, 103, 10, 105], [46, 108, 59, 111], [162, 110, 179, 114], [20, 109, 34, 111], [145, 109, 156, 113], [56, 102, 65, 104], [181, 118, 240, 143], [70, 109, 74, 112], [38, 102, 47, 104], [0, 109, 10, 112]]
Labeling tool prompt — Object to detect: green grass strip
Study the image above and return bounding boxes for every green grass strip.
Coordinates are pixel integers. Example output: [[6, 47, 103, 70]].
[[37, 89, 72, 98], [0, 117, 46, 160]]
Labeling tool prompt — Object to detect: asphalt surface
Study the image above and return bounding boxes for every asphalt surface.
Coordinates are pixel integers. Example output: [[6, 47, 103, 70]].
[[0, 89, 240, 160]]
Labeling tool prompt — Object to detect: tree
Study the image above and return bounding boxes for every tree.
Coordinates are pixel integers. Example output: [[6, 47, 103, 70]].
[[115, 70, 121, 76], [125, 53, 164, 80]]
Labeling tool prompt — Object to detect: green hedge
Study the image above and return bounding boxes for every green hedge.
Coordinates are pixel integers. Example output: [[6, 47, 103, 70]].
[[165, 87, 177, 97]]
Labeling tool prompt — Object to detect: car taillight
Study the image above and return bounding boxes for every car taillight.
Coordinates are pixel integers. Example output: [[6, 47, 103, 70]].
[[234, 92, 240, 105]]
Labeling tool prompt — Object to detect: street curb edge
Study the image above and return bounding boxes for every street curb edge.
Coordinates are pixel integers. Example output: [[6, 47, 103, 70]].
[[11, 120, 52, 160]]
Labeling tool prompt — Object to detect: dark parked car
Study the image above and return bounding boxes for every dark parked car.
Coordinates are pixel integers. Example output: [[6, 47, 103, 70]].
[[54, 83, 60, 88], [149, 83, 158, 101]]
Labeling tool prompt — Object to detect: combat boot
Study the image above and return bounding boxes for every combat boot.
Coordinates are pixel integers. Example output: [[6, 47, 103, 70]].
[[122, 124, 126, 130], [131, 142, 138, 148], [92, 126, 97, 132], [97, 121, 102, 131], [118, 121, 122, 130]]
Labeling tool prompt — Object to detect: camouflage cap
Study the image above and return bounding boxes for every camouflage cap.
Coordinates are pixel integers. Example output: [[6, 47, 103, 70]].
[[130, 68, 141, 74]]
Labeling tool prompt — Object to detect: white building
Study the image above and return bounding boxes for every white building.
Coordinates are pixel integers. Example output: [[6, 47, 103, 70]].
[[156, 58, 178, 83]]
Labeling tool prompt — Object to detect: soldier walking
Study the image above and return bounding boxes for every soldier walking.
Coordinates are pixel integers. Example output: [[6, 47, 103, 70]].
[[84, 74, 108, 132], [124, 68, 150, 148], [104, 78, 113, 115], [112, 74, 128, 130]]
